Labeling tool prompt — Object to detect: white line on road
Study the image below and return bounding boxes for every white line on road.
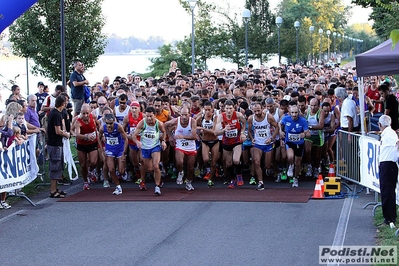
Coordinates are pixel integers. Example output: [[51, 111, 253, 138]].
[[327, 185, 356, 266]]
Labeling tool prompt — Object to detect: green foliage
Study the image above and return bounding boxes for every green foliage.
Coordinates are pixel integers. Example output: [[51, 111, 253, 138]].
[[245, 0, 275, 64], [9, 0, 107, 82], [145, 44, 191, 78], [276, 0, 349, 62], [390, 30, 399, 49]]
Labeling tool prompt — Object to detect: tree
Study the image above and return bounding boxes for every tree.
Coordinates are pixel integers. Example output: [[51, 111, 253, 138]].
[[9, 0, 107, 82], [276, 0, 349, 63], [245, 0, 276, 64], [145, 43, 191, 78], [352, 0, 399, 43]]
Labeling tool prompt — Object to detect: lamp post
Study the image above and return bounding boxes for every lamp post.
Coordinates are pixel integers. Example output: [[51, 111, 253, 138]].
[[332, 32, 337, 60], [309, 26, 314, 65], [276, 16, 283, 65], [187, 0, 198, 74], [326, 30, 331, 61], [242, 9, 251, 67], [337, 33, 341, 53], [294, 21, 300, 63], [318, 28, 323, 63]]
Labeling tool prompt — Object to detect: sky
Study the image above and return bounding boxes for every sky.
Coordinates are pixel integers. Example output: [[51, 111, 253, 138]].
[[101, 0, 372, 41]]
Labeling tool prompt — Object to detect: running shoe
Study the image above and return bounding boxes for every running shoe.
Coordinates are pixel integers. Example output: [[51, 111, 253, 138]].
[[135, 178, 142, 185], [228, 180, 235, 189], [256, 183, 265, 191], [194, 167, 201, 178], [171, 171, 177, 179], [88, 170, 97, 183], [203, 171, 211, 181], [83, 182, 90, 190], [249, 176, 257, 185], [112, 186, 123, 195], [121, 172, 128, 181], [139, 181, 147, 191], [154, 186, 161, 195], [0, 201, 11, 209], [236, 174, 244, 186], [287, 164, 294, 177], [186, 180, 195, 191], [313, 168, 319, 178], [306, 164, 312, 177], [176, 171, 184, 185], [292, 178, 299, 188], [103, 180, 110, 188], [281, 169, 287, 181], [275, 173, 282, 183], [207, 180, 214, 188]]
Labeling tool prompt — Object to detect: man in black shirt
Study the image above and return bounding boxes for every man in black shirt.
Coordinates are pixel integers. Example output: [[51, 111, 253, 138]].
[[378, 84, 398, 130], [47, 95, 70, 198]]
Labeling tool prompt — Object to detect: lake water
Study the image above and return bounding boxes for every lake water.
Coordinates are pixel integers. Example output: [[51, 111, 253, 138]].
[[0, 53, 277, 96]]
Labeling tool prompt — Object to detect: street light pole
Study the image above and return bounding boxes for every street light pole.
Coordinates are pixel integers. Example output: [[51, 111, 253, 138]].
[[242, 9, 251, 67], [294, 21, 300, 64], [326, 30, 331, 62], [319, 28, 323, 63], [332, 32, 337, 60], [187, 0, 198, 74], [276, 16, 283, 65], [309, 26, 314, 65]]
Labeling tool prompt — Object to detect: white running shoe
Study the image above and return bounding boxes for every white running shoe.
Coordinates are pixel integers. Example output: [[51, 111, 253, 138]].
[[103, 180, 110, 188], [112, 186, 122, 195], [176, 171, 184, 185], [292, 178, 299, 188], [0, 201, 11, 209], [154, 186, 161, 195], [186, 180, 194, 191], [287, 164, 294, 177], [306, 164, 312, 177]]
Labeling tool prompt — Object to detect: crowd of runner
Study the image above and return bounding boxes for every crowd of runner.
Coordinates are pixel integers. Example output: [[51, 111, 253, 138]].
[[2, 60, 398, 204]]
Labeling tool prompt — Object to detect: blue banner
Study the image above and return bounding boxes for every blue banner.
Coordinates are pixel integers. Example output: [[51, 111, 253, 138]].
[[0, 0, 38, 33]]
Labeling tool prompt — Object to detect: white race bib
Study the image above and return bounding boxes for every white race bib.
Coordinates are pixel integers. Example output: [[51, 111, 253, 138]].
[[288, 133, 300, 142], [107, 137, 119, 145], [225, 129, 238, 138]]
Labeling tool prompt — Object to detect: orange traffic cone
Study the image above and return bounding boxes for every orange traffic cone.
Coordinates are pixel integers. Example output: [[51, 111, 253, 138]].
[[311, 179, 324, 199], [328, 164, 335, 177], [318, 174, 324, 194]]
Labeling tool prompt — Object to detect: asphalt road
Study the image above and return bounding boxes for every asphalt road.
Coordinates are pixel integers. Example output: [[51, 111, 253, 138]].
[[0, 181, 378, 266]]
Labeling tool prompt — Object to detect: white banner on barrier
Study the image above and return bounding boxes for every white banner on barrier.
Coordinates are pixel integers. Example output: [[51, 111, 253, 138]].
[[359, 135, 399, 205], [0, 134, 39, 193], [359, 136, 381, 193]]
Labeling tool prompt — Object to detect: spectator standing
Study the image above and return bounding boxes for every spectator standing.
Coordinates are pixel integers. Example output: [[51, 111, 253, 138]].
[[69, 61, 89, 116], [378, 84, 398, 130], [47, 95, 70, 198], [378, 115, 399, 228]]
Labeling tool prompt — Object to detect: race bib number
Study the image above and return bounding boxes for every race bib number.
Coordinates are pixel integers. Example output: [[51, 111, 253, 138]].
[[180, 139, 190, 147], [144, 132, 156, 139], [225, 129, 238, 138], [107, 137, 119, 145], [288, 133, 300, 142], [257, 129, 268, 138]]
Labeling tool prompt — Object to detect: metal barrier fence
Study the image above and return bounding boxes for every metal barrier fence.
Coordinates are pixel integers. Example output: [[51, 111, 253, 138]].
[[336, 130, 362, 184]]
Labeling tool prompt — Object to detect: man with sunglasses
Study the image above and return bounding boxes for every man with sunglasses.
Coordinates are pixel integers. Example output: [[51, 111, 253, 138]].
[[92, 96, 108, 121], [114, 94, 130, 125], [98, 114, 128, 195]]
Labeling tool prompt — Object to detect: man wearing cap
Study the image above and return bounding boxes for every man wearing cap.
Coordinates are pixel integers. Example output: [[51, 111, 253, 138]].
[[123, 101, 144, 186], [69, 61, 89, 116], [36, 81, 48, 124]]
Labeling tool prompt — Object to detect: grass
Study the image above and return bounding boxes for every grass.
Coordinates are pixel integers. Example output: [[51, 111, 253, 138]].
[[373, 207, 399, 266]]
